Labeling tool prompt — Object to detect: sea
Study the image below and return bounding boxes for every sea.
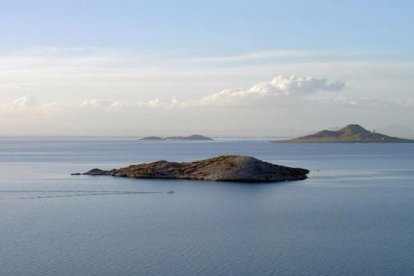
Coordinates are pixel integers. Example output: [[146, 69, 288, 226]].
[[0, 138, 413, 276]]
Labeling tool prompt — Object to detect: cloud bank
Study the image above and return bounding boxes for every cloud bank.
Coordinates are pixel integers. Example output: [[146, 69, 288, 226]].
[[73, 75, 346, 110], [2, 75, 409, 115], [0, 48, 413, 136]]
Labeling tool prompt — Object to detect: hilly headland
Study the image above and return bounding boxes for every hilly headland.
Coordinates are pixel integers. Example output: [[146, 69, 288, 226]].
[[274, 124, 414, 143]]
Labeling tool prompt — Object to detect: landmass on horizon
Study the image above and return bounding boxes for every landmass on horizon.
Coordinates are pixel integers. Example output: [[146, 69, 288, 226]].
[[76, 155, 309, 183], [141, 134, 213, 141], [274, 124, 414, 143]]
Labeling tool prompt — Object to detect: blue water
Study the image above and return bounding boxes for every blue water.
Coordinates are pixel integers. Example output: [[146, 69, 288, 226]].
[[0, 138, 413, 275]]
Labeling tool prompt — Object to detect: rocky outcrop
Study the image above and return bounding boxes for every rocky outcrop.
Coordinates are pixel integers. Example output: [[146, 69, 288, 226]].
[[274, 124, 414, 143], [81, 155, 309, 183], [141, 134, 213, 141]]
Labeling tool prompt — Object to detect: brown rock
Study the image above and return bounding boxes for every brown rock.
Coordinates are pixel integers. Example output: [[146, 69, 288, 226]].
[[82, 155, 309, 183]]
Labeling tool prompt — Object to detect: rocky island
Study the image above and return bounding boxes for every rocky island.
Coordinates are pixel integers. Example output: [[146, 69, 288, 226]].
[[79, 155, 309, 182], [274, 124, 414, 143], [141, 134, 213, 141]]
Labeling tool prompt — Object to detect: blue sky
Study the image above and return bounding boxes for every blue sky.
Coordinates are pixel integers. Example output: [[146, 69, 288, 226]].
[[1, 0, 413, 56], [0, 1, 413, 136]]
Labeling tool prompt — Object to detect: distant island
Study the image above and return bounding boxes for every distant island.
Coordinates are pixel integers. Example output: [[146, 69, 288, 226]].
[[140, 136, 165, 141], [77, 155, 309, 183], [141, 134, 213, 141], [274, 124, 414, 143]]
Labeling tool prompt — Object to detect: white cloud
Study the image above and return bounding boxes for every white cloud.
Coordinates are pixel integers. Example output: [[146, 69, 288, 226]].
[[81, 99, 115, 109], [80, 97, 183, 110], [0, 95, 61, 118], [143, 97, 181, 108], [196, 75, 345, 106], [236, 75, 344, 95], [11, 95, 39, 110]]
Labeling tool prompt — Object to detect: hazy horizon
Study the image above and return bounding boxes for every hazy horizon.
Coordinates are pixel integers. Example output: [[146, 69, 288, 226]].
[[1, 123, 414, 139], [1, 1, 413, 137]]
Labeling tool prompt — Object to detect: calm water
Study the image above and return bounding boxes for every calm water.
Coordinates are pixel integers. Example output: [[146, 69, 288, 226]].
[[0, 138, 413, 276]]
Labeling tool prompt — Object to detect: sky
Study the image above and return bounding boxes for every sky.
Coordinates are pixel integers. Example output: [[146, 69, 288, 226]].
[[0, 0, 413, 137]]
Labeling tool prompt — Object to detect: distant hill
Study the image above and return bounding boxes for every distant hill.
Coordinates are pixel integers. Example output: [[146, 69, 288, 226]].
[[165, 134, 213, 141], [274, 124, 414, 143], [140, 136, 165, 141], [141, 134, 213, 141]]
